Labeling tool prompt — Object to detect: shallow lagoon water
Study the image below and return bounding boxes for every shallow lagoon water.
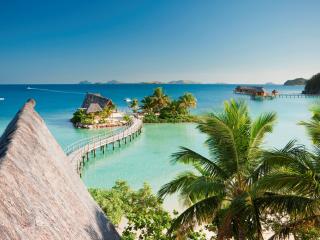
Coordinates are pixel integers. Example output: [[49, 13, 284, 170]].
[[82, 123, 208, 190], [81, 95, 315, 199], [0, 84, 315, 208]]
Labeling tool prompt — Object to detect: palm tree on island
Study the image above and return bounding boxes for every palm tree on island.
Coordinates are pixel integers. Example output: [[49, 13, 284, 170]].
[[141, 87, 198, 123], [178, 93, 197, 114], [129, 98, 139, 113], [150, 87, 171, 113]]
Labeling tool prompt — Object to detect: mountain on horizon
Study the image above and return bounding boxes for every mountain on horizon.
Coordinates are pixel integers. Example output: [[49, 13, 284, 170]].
[[78, 80, 200, 85], [284, 78, 307, 86]]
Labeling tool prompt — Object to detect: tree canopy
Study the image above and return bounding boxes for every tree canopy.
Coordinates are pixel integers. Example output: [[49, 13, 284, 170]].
[[141, 87, 198, 123]]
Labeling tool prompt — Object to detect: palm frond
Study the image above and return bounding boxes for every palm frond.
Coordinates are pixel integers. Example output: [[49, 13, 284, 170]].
[[172, 147, 228, 179], [255, 193, 318, 216], [169, 196, 220, 234], [198, 114, 240, 175], [299, 117, 320, 145], [256, 169, 320, 197], [248, 112, 277, 160], [178, 176, 225, 204], [158, 171, 198, 199], [253, 140, 305, 178]]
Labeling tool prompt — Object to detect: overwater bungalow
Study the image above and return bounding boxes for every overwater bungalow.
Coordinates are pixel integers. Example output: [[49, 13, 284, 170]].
[[234, 86, 267, 96], [234, 86, 278, 100]]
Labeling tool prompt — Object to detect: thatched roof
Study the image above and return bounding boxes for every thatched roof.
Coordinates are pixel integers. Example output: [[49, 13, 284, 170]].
[[82, 93, 113, 109], [86, 103, 103, 114], [0, 99, 120, 240], [235, 86, 266, 93]]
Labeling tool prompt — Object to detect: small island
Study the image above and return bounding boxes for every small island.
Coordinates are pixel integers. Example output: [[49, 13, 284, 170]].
[[137, 87, 198, 123], [71, 93, 129, 128], [284, 78, 307, 86]]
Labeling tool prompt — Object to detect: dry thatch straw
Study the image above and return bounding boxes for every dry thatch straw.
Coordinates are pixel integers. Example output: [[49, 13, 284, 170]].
[[0, 99, 120, 240]]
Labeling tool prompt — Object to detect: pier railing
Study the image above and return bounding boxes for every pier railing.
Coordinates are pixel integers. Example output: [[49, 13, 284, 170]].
[[276, 94, 320, 98], [234, 92, 320, 99], [65, 117, 143, 174]]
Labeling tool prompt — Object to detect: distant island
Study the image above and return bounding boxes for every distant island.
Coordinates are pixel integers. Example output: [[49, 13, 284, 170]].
[[284, 78, 307, 86], [79, 80, 122, 85], [79, 80, 200, 85]]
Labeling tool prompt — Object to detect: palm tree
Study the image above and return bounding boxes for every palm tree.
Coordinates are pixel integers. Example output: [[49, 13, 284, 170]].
[[151, 87, 170, 113], [178, 93, 197, 114], [299, 105, 320, 144], [141, 96, 154, 114], [252, 140, 320, 239], [254, 105, 320, 239], [158, 99, 277, 239], [130, 99, 139, 113]]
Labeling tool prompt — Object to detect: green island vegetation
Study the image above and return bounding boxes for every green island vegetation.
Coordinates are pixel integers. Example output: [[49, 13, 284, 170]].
[[71, 92, 132, 127], [303, 73, 320, 94], [137, 87, 199, 123], [71, 105, 115, 125], [91, 99, 320, 239]]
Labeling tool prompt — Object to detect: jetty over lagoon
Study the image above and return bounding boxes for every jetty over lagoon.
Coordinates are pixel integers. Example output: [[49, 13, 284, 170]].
[[234, 85, 320, 100], [276, 93, 320, 98], [65, 117, 143, 176], [234, 86, 278, 100]]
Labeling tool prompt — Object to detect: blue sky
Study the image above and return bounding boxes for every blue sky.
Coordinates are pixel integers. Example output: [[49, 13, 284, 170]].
[[0, 0, 320, 84]]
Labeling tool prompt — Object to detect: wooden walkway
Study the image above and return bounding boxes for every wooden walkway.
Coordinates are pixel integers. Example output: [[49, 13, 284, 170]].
[[235, 93, 320, 99], [277, 94, 320, 98], [65, 117, 143, 175]]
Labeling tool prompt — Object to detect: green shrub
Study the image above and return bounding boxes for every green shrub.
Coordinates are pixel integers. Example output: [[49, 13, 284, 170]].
[[89, 181, 171, 239]]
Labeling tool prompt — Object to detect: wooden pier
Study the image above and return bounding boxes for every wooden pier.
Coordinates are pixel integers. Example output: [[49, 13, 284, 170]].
[[235, 93, 320, 99], [65, 117, 143, 175], [276, 94, 320, 98]]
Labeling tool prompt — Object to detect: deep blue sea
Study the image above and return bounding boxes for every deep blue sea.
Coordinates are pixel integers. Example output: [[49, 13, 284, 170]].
[[0, 84, 313, 209]]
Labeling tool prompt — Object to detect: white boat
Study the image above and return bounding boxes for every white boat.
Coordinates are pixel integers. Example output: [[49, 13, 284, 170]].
[[0, 97, 5, 101], [124, 98, 132, 103], [27, 86, 32, 90]]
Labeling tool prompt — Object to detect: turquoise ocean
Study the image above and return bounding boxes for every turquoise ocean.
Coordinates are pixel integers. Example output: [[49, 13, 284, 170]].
[[0, 84, 314, 208]]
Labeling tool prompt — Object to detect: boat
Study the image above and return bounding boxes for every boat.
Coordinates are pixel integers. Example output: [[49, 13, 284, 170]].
[[124, 98, 132, 103], [27, 86, 32, 90], [0, 97, 4, 101]]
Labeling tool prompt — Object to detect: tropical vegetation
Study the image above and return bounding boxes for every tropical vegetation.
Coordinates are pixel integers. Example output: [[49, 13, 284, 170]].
[[87, 98, 320, 239], [129, 98, 139, 113], [89, 181, 206, 240], [71, 105, 115, 125], [158, 99, 320, 239], [141, 87, 199, 123]]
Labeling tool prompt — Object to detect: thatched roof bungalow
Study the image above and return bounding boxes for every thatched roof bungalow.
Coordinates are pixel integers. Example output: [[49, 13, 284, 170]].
[[86, 103, 103, 114], [234, 86, 267, 96], [0, 99, 119, 240], [82, 93, 113, 110]]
